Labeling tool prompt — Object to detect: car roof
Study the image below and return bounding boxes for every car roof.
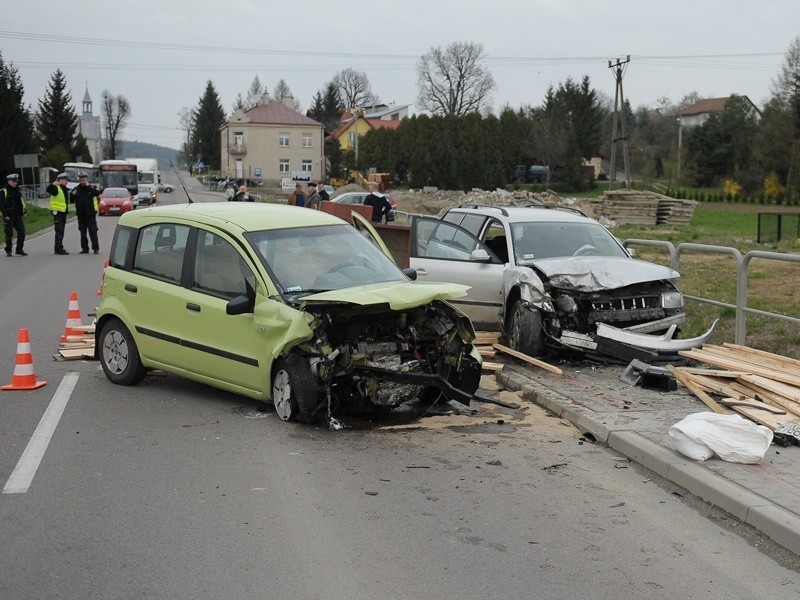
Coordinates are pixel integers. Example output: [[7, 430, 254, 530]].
[[117, 201, 348, 231], [448, 204, 594, 224]]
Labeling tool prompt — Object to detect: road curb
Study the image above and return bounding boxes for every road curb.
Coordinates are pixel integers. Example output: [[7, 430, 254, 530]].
[[497, 369, 800, 556]]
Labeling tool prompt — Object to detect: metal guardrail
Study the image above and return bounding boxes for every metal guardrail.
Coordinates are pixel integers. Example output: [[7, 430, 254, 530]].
[[623, 239, 800, 345]]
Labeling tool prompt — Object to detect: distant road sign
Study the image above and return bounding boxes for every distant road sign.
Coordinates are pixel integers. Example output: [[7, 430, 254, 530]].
[[254, 168, 262, 178]]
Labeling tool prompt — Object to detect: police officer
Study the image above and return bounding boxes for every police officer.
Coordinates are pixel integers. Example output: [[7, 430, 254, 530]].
[[71, 171, 101, 254], [46, 172, 70, 255], [1, 173, 27, 256]]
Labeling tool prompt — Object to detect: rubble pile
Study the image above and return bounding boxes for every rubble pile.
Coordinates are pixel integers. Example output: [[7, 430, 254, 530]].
[[393, 187, 696, 229]]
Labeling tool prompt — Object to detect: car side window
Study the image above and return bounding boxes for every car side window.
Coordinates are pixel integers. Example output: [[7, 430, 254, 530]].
[[109, 226, 134, 269], [133, 223, 190, 283], [193, 231, 255, 299], [415, 220, 491, 261]]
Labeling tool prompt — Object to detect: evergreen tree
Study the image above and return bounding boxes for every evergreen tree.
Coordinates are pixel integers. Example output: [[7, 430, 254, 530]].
[[307, 83, 342, 133], [35, 69, 78, 156], [71, 133, 92, 163], [0, 52, 35, 173], [191, 81, 226, 170]]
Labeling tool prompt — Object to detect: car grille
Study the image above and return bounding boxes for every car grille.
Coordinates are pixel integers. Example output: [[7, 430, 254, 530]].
[[586, 287, 666, 326]]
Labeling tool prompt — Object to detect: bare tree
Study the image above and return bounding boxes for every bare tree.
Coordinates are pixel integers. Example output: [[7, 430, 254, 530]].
[[416, 41, 495, 116], [525, 114, 569, 186], [332, 68, 378, 109], [273, 79, 300, 111], [177, 107, 194, 166], [101, 90, 130, 159]]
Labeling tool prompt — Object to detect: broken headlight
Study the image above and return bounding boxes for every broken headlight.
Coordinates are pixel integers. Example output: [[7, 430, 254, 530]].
[[661, 291, 684, 309]]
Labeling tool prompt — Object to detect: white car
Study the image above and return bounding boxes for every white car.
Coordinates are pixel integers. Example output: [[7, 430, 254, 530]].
[[408, 204, 714, 358]]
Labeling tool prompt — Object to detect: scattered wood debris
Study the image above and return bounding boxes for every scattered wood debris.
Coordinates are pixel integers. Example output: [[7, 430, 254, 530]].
[[493, 343, 563, 376], [675, 343, 800, 430], [473, 331, 504, 373], [54, 325, 95, 361]]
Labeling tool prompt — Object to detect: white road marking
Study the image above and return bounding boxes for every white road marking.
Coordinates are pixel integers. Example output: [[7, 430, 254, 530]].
[[3, 372, 80, 494]]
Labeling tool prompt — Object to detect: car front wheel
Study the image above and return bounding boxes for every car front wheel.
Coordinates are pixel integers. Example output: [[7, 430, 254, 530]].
[[272, 356, 320, 423], [507, 300, 545, 357], [99, 318, 147, 385]]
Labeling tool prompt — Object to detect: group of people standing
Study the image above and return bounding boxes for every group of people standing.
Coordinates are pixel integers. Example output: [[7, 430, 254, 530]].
[[1, 171, 102, 257], [287, 182, 329, 210]]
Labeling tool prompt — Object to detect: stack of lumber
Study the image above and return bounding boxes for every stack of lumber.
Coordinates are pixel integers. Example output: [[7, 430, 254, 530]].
[[675, 343, 800, 431], [473, 331, 564, 377], [55, 325, 95, 361], [474, 331, 503, 372], [599, 189, 698, 227], [656, 197, 697, 225]]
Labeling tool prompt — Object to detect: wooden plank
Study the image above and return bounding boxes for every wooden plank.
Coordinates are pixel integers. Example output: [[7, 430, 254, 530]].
[[477, 347, 497, 357], [733, 378, 800, 419], [702, 344, 800, 377], [492, 344, 563, 376], [723, 342, 800, 372], [678, 367, 748, 378], [738, 374, 800, 403], [667, 366, 728, 414], [679, 349, 800, 388], [684, 372, 754, 401], [57, 348, 95, 360], [480, 361, 504, 372], [728, 401, 800, 430], [473, 331, 501, 344]]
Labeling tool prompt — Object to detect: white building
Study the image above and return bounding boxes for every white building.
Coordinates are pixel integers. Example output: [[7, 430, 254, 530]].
[[78, 87, 103, 163]]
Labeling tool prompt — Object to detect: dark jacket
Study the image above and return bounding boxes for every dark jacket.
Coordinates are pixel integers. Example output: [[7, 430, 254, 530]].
[[318, 188, 330, 202], [364, 192, 391, 222], [231, 192, 253, 202], [71, 183, 101, 216], [1, 185, 25, 219]]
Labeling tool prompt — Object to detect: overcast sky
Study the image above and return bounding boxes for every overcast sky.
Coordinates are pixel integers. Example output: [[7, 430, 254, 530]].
[[2, 0, 798, 150]]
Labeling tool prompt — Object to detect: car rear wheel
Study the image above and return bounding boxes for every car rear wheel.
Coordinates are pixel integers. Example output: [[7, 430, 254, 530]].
[[99, 318, 147, 385], [508, 300, 545, 357], [272, 356, 320, 423]]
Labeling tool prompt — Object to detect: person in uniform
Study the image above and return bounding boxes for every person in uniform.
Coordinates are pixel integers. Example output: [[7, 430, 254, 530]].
[[1, 173, 27, 256], [70, 171, 102, 254], [46, 172, 71, 255]]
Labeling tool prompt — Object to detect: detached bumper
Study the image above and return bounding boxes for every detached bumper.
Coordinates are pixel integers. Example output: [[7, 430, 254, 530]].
[[558, 320, 718, 355]]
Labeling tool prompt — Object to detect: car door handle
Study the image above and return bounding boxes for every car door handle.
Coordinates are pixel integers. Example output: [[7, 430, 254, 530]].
[[416, 268, 428, 276], [186, 303, 201, 312], [124, 283, 137, 293]]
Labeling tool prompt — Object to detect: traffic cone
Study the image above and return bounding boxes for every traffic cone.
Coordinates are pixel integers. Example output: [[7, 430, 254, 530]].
[[60, 291, 83, 341], [2, 328, 46, 390]]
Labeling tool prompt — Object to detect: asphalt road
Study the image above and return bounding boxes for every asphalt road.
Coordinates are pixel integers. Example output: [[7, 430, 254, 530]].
[[1, 171, 798, 599]]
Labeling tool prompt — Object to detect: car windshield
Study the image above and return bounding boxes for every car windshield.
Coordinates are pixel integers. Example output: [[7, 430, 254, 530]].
[[510, 221, 629, 263], [244, 224, 406, 296], [104, 189, 129, 198], [138, 185, 150, 194]]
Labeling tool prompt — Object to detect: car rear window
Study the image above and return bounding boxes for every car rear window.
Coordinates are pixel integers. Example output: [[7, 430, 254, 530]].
[[132, 223, 190, 283]]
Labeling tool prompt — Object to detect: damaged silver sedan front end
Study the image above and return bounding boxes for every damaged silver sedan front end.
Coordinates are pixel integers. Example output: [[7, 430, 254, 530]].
[[504, 255, 709, 358]]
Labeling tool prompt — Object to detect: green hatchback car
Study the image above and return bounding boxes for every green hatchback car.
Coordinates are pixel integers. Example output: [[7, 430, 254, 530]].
[[95, 203, 482, 424]]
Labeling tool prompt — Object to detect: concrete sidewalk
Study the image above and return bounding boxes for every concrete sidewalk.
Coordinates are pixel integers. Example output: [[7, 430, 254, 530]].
[[496, 360, 800, 556]]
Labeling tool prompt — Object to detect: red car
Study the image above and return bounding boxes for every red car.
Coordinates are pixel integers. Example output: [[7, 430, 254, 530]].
[[98, 187, 134, 216]]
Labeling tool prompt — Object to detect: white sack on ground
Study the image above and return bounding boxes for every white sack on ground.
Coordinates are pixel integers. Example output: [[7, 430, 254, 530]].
[[668, 412, 774, 464]]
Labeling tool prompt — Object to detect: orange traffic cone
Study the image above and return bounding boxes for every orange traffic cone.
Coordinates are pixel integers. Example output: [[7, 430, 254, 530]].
[[2, 328, 46, 390], [60, 291, 83, 341]]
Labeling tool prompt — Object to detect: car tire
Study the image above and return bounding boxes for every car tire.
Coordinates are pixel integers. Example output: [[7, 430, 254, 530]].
[[508, 300, 545, 357], [272, 356, 320, 423], [99, 318, 147, 385]]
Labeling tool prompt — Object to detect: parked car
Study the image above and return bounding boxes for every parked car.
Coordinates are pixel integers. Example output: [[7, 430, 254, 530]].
[[98, 187, 134, 216], [95, 204, 482, 424], [157, 182, 175, 193], [330, 191, 397, 222], [135, 183, 156, 206], [407, 204, 713, 358]]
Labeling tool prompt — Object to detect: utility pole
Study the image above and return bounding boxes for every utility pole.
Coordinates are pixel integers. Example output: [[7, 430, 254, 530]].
[[608, 56, 631, 190]]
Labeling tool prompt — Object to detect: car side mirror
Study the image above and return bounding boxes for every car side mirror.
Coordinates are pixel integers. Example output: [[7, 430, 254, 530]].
[[401, 267, 418, 281], [226, 294, 254, 315], [470, 248, 491, 262]]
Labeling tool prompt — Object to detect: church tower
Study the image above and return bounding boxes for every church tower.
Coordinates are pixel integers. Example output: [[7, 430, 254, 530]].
[[78, 86, 103, 163]]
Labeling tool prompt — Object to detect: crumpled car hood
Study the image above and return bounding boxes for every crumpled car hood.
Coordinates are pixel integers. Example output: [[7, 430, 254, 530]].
[[530, 256, 679, 292], [301, 281, 470, 310]]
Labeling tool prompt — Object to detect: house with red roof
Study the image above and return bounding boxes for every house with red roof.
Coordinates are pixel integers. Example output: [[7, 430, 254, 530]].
[[678, 95, 759, 128], [220, 100, 325, 186]]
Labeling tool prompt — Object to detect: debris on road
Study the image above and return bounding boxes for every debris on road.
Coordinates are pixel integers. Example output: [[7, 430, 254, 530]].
[[54, 325, 95, 361], [673, 343, 800, 433]]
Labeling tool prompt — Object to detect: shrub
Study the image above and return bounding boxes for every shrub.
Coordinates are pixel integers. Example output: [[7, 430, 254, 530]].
[[763, 171, 784, 201], [722, 178, 742, 200]]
